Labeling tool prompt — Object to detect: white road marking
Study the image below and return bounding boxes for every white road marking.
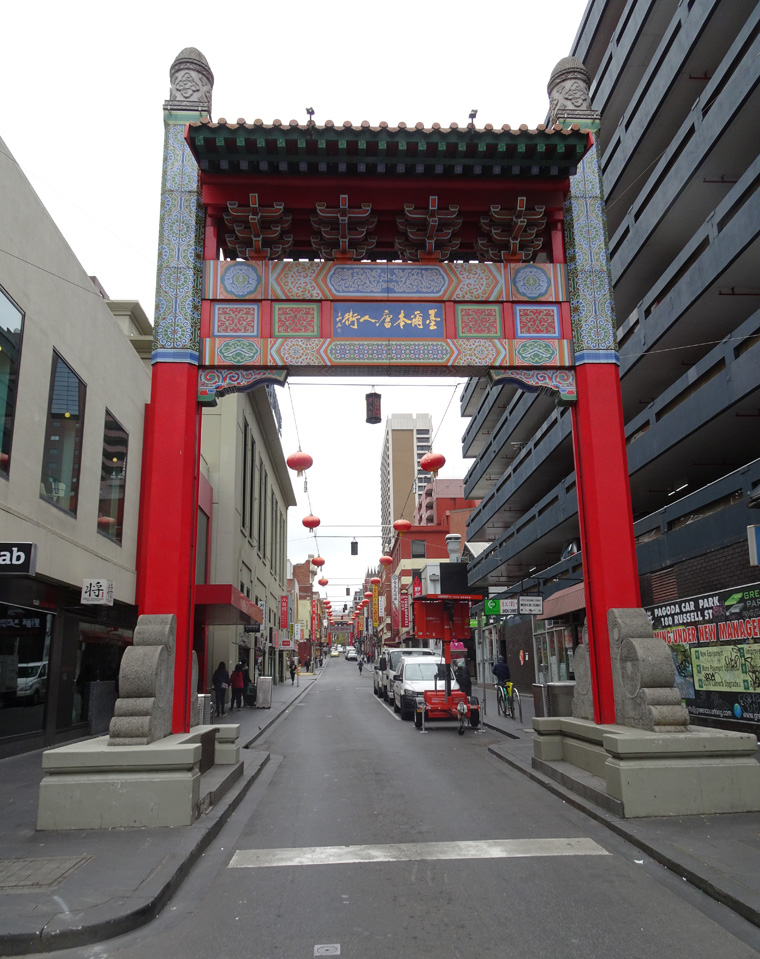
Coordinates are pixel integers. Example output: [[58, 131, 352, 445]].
[[229, 837, 608, 869]]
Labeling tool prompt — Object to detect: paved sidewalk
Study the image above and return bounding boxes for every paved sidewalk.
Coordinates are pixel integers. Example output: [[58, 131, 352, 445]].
[[1, 666, 759, 954], [478, 683, 760, 932], [0, 667, 320, 956]]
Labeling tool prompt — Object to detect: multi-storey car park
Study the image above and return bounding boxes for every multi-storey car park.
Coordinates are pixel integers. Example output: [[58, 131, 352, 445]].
[[464, 0, 760, 729]]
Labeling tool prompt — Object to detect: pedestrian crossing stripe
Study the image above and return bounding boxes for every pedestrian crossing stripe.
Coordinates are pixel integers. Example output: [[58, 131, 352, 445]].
[[229, 837, 608, 869]]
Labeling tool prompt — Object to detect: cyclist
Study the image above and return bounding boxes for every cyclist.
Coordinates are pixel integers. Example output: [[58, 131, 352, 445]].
[[492, 655, 511, 685]]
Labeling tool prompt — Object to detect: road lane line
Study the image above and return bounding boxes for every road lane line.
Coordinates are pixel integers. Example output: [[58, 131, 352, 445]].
[[229, 837, 608, 869]]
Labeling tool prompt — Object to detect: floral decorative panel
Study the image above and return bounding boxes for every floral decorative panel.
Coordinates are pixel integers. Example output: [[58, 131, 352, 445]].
[[515, 305, 560, 338], [212, 303, 259, 337], [273, 303, 320, 337], [456, 305, 502, 337]]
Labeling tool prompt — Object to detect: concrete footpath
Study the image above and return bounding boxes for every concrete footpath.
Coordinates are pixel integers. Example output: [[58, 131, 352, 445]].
[[0, 668, 317, 956], [1, 670, 760, 954], [478, 684, 760, 933]]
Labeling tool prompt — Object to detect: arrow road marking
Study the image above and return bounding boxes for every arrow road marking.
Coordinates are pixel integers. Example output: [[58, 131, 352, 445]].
[[229, 837, 608, 869]]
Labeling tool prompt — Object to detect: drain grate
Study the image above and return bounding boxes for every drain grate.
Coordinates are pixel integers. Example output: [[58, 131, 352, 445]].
[[0, 855, 91, 890]]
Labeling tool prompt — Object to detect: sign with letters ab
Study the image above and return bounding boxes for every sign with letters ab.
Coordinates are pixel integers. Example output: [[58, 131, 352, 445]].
[[0, 543, 37, 575]]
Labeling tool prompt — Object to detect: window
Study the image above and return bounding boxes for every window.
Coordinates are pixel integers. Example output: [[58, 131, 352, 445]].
[[248, 437, 256, 540], [40, 352, 86, 515], [241, 420, 249, 532], [411, 540, 426, 558], [97, 410, 128, 543], [0, 286, 24, 477]]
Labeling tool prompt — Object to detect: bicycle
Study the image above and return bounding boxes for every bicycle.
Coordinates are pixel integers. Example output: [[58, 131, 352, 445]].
[[495, 681, 520, 721]]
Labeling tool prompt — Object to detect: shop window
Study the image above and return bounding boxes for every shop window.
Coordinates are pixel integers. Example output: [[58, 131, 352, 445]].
[[0, 603, 52, 740], [97, 410, 128, 543], [0, 286, 24, 477], [40, 352, 86, 515]]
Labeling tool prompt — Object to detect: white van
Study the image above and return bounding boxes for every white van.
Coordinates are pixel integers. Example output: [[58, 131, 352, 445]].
[[374, 647, 435, 702]]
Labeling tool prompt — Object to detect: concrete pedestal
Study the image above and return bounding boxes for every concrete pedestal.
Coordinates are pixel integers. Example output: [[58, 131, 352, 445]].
[[37, 724, 240, 830], [533, 716, 760, 818]]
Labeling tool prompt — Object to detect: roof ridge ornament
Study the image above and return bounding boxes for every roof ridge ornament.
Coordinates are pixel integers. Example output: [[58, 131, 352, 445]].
[[547, 57, 600, 132]]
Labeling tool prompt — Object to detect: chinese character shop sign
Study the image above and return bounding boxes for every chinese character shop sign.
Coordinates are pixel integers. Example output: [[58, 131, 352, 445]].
[[81, 579, 114, 606], [280, 595, 289, 629]]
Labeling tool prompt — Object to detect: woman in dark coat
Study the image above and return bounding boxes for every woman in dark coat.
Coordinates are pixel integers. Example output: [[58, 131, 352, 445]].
[[211, 661, 230, 717]]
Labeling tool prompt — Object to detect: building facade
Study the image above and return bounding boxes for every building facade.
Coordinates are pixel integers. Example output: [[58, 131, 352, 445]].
[[0, 135, 151, 757], [463, 1, 760, 728], [380, 414, 433, 555]]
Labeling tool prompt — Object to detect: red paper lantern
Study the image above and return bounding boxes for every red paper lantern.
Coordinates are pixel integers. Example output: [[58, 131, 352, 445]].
[[379, 555, 393, 567], [370, 576, 381, 585], [312, 556, 325, 567], [302, 514, 321, 530], [97, 515, 116, 529], [287, 450, 313, 476], [420, 451, 446, 477], [364, 591, 373, 599], [393, 518, 412, 535], [318, 577, 328, 587]]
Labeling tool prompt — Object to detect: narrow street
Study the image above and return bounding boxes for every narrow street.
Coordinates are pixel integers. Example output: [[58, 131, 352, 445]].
[[47, 660, 760, 959]]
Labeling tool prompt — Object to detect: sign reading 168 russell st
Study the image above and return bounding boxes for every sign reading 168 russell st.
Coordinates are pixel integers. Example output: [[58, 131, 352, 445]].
[[0, 543, 37, 575]]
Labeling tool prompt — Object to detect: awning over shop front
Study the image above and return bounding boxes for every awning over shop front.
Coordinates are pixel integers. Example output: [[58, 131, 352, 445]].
[[538, 582, 586, 620], [194, 584, 263, 626]]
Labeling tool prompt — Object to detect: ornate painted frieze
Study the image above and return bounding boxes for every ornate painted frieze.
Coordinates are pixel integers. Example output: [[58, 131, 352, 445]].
[[201, 336, 572, 371], [198, 368, 287, 403], [489, 368, 577, 406]]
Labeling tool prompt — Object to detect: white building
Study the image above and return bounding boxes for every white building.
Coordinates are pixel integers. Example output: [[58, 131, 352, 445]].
[[0, 134, 151, 757], [379, 413, 432, 554]]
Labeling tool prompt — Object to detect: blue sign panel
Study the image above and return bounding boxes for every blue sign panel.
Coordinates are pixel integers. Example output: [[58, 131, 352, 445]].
[[333, 303, 444, 339]]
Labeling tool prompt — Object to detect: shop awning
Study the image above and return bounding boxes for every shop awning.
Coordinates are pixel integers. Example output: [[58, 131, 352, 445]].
[[538, 582, 586, 620], [194, 584, 263, 626]]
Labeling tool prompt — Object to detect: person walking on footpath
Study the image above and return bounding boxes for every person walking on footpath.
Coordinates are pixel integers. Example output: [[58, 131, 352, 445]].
[[212, 661, 229, 717], [229, 662, 245, 711], [454, 659, 472, 698], [289, 659, 297, 684]]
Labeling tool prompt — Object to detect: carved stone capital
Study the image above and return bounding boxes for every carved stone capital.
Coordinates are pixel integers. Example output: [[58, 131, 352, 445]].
[[165, 47, 214, 114]]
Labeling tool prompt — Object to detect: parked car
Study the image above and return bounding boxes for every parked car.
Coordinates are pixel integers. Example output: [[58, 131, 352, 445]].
[[393, 656, 458, 720], [345, 648, 357, 660], [375, 647, 436, 703], [330, 648, 340, 658], [16, 661, 47, 705]]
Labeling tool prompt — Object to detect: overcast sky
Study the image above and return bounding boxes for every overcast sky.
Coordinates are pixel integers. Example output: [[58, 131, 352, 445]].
[[2, 0, 588, 605]]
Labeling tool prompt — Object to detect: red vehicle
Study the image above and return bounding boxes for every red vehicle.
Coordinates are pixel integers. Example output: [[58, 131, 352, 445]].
[[412, 594, 481, 735]]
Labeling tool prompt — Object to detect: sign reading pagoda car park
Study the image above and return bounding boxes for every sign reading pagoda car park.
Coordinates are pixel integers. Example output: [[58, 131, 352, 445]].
[[0, 542, 37, 575]]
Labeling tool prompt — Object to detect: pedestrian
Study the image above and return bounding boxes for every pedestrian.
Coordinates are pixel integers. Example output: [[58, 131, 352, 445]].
[[305, 655, 311, 673], [229, 662, 245, 711], [454, 659, 472, 698], [240, 661, 251, 706], [289, 659, 297, 685], [357, 659, 363, 675], [211, 661, 229, 717]]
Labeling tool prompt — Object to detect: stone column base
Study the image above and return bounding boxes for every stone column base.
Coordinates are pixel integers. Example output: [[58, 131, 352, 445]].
[[37, 724, 241, 829], [533, 717, 760, 818]]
